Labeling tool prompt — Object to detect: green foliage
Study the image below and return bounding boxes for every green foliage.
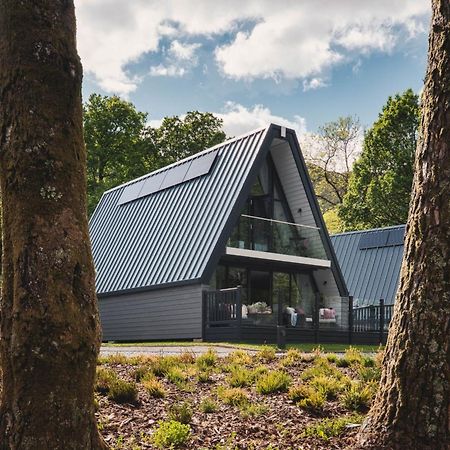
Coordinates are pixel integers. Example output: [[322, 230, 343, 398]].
[[196, 349, 218, 369], [325, 353, 338, 364], [227, 366, 254, 387], [84, 94, 149, 215], [358, 366, 381, 382], [197, 369, 212, 384], [166, 366, 188, 384], [301, 358, 344, 381], [142, 376, 166, 398], [341, 382, 375, 411], [279, 348, 302, 367], [344, 347, 363, 366], [217, 387, 250, 407], [84, 95, 227, 216], [168, 402, 193, 424], [133, 365, 150, 382], [340, 89, 420, 229], [257, 346, 276, 362], [227, 350, 253, 366], [309, 375, 347, 400], [96, 367, 117, 394], [239, 403, 269, 418], [297, 389, 326, 413], [361, 356, 376, 367], [335, 357, 351, 368], [305, 116, 361, 213], [301, 414, 364, 441], [148, 111, 226, 167], [256, 370, 291, 394], [288, 384, 315, 403], [150, 356, 178, 377], [108, 378, 138, 404], [152, 420, 191, 449], [323, 207, 346, 234], [200, 397, 217, 413]]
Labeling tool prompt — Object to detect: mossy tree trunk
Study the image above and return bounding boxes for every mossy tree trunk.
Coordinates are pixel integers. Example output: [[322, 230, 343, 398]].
[[355, 1, 450, 448], [0, 1, 107, 448]]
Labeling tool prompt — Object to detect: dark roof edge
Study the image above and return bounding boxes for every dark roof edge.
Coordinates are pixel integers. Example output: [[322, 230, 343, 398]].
[[286, 129, 349, 298], [200, 125, 275, 284], [102, 126, 269, 195], [97, 278, 202, 299], [331, 224, 406, 238]]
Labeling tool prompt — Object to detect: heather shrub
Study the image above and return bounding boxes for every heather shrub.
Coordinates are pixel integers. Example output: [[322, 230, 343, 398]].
[[200, 397, 217, 413], [257, 346, 276, 362], [152, 420, 191, 449], [228, 366, 253, 388], [168, 402, 193, 424], [142, 376, 166, 398], [108, 378, 138, 404], [196, 349, 218, 369], [302, 414, 364, 441], [217, 387, 250, 407], [256, 370, 291, 394]]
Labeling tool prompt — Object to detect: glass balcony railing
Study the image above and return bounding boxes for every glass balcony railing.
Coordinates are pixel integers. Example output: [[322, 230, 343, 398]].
[[227, 214, 328, 261]]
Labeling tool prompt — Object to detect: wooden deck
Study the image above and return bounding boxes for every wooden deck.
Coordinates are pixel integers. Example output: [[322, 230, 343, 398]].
[[203, 288, 392, 345]]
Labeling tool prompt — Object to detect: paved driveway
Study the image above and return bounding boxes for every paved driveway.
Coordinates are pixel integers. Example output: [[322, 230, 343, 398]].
[[100, 344, 258, 357]]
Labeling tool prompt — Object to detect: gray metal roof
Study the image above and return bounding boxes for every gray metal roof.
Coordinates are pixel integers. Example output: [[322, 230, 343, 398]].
[[89, 127, 269, 295], [331, 225, 405, 305]]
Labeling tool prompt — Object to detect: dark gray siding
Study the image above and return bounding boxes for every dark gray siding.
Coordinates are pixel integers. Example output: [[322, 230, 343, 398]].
[[99, 284, 203, 341]]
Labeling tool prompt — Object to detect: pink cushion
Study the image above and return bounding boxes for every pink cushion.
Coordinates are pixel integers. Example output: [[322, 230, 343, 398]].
[[323, 308, 336, 319]]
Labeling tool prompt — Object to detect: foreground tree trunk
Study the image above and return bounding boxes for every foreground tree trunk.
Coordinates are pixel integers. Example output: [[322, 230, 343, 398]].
[[0, 1, 107, 448], [355, 1, 450, 448]]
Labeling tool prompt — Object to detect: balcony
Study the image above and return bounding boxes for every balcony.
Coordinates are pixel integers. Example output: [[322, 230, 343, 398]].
[[226, 214, 329, 266]]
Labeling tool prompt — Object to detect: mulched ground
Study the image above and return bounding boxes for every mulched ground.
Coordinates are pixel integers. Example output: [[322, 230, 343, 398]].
[[97, 352, 367, 449]]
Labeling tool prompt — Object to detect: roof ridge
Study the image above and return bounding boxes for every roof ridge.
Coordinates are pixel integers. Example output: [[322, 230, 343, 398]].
[[331, 224, 406, 237], [103, 125, 269, 194]]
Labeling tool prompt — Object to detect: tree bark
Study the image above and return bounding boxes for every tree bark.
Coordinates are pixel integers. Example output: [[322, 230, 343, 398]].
[[0, 1, 107, 448], [355, 1, 450, 448]]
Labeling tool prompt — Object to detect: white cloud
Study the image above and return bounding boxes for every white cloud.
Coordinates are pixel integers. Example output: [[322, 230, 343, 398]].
[[303, 78, 327, 91], [149, 64, 186, 77], [147, 101, 307, 138], [216, 102, 307, 137], [75, 0, 429, 94], [149, 40, 201, 77], [170, 40, 200, 61]]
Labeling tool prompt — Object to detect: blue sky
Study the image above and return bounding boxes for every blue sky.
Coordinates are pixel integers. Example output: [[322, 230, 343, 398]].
[[77, 0, 430, 137]]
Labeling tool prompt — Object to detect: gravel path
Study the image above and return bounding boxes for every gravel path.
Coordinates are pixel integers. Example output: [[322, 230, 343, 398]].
[[100, 344, 259, 357]]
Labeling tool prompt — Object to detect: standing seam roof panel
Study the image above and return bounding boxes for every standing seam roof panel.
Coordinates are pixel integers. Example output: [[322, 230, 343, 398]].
[[330, 225, 405, 305], [89, 128, 267, 294]]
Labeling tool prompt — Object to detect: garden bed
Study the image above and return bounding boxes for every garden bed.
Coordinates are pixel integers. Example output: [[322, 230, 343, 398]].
[[97, 347, 381, 449]]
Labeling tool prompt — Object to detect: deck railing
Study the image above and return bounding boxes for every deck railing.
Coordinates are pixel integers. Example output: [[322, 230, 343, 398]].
[[204, 289, 394, 344], [227, 214, 328, 260], [203, 287, 242, 326]]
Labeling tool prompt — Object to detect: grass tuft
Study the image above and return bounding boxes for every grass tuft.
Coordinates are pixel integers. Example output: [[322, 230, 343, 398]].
[[142, 375, 166, 398], [168, 402, 193, 424], [256, 370, 291, 395], [217, 387, 250, 407], [302, 414, 364, 441], [200, 397, 217, 413]]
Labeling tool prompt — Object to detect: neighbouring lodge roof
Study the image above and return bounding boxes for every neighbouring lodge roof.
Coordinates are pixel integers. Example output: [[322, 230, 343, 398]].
[[331, 225, 405, 306], [90, 126, 271, 295]]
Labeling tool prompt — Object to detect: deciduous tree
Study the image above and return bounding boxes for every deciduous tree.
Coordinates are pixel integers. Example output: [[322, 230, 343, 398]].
[[355, 1, 450, 447], [304, 116, 361, 210], [339, 89, 420, 230], [0, 1, 106, 448], [84, 94, 149, 214], [148, 111, 226, 166]]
